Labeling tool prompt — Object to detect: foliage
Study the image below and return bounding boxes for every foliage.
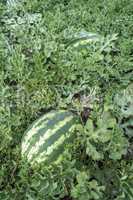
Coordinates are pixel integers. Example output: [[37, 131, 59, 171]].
[[114, 84, 133, 138], [71, 171, 105, 200], [80, 109, 129, 161], [0, 0, 133, 199]]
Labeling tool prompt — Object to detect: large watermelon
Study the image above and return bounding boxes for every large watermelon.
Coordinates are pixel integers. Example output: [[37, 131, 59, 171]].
[[21, 110, 79, 165]]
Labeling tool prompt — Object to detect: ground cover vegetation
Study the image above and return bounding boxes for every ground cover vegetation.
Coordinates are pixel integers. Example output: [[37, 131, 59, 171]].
[[0, 0, 133, 199]]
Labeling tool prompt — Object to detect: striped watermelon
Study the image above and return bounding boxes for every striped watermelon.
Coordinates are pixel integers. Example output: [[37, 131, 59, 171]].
[[67, 32, 100, 48], [21, 110, 79, 165]]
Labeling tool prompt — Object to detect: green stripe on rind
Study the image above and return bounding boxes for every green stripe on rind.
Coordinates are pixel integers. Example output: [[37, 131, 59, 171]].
[[30, 117, 76, 163], [48, 125, 76, 165], [35, 110, 71, 128], [26, 110, 55, 132], [22, 111, 56, 154], [22, 110, 69, 155], [73, 38, 98, 47], [22, 111, 72, 155], [27, 115, 74, 161], [31, 125, 76, 165]]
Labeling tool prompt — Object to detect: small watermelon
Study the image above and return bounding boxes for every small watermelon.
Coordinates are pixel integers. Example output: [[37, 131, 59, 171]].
[[21, 110, 79, 165]]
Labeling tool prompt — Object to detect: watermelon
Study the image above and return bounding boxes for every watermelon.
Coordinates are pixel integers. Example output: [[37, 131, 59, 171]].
[[21, 110, 79, 165], [66, 32, 100, 48]]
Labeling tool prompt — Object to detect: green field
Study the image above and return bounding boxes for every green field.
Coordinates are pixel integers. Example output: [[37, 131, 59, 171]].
[[0, 0, 133, 199]]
